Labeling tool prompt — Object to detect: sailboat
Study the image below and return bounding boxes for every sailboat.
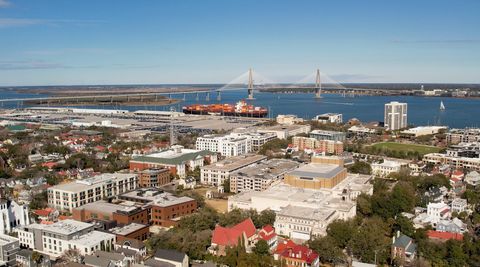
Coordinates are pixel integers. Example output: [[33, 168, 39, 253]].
[[440, 101, 446, 111]]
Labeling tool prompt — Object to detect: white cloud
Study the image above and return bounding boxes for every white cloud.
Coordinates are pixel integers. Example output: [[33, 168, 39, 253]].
[[0, 18, 103, 28], [0, 0, 11, 8], [0, 60, 68, 70], [0, 18, 46, 28]]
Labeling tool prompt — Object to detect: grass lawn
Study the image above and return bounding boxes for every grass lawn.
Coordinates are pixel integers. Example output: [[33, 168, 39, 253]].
[[192, 187, 229, 213], [371, 142, 442, 155]]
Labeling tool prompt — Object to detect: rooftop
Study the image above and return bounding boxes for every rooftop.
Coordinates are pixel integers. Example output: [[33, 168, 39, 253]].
[[0, 234, 18, 245], [231, 159, 300, 180], [131, 147, 215, 165], [201, 154, 267, 172], [287, 163, 344, 179], [50, 173, 136, 193], [25, 219, 93, 236], [258, 124, 309, 132], [69, 230, 115, 246], [110, 223, 148, 236], [154, 248, 187, 263], [75, 200, 140, 215], [119, 188, 195, 207], [277, 205, 336, 221]]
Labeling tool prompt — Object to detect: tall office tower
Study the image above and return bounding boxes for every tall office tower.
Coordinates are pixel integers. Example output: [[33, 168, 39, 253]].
[[384, 101, 408, 130]]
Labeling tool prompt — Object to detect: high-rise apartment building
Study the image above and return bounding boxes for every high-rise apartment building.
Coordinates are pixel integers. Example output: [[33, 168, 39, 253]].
[[384, 101, 408, 130]]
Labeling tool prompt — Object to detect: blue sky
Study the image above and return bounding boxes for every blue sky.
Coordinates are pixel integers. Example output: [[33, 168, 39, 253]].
[[0, 0, 479, 86]]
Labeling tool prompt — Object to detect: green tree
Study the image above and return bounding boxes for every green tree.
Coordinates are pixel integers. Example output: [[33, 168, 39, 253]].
[[309, 235, 346, 265], [350, 217, 390, 264], [348, 161, 372, 175], [253, 239, 270, 255], [446, 240, 467, 267], [326, 219, 356, 248], [392, 215, 415, 237]]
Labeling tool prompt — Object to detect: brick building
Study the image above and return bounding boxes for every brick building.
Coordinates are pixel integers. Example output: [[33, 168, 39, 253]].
[[119, 188, 197, 227], [72, 200, 149, 225], [110, 223, 150, 243], [138, 168, 171, 188]]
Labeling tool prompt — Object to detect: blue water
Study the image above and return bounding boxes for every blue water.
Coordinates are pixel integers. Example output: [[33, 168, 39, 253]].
[[1, 89, 480, 128]]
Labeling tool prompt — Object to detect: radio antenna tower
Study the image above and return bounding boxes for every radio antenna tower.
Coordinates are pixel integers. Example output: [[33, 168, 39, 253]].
[[315, 69, 322, 98], [169, 107, 176, 146]]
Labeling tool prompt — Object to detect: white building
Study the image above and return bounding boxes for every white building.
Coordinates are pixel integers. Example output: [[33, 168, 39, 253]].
[[371, 160, 407, 177], [47, 173, 138, 212], [427, 202, 450, 224], [274, 205, 339, 241], [314, 113, 343, 124], [200, 154, 267, 187], [348, 125, 376, 134], [17, 219, 115, 258], [0, 234, 19, 266], [465, 171, 480, 186], [384, 101, 408, 130], [0, 199, 31, 234], [451, 198, 468, 214], [276, 115, 304, 125], [401, 126, 448, 137], [257, 124, 311, 139], [229, 159, 300, 193], [229, 174, 373, 240], [196, 133, 251, 157]]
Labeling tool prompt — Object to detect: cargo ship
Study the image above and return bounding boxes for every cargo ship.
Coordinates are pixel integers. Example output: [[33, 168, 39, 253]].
[[182, 100, 268, 117]]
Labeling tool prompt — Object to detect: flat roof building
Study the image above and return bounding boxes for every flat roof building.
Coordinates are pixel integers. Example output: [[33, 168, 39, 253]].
[[314, 113, 343, 124], [47, 172, 138, 212], [229, 174, 373, 240], [385, 101, 408, 131], [118, 188, 197, 227], [200, 154, 267, 187], [17, 219, 115, 258], [130, 145, 217, 178], [0, 234, 19, 266], [257, 124, 311, 139], [309, 130, 346, 142], [230, 159, 300, 193]]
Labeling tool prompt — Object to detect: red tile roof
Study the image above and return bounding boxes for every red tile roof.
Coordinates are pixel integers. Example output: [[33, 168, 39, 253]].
[[452, 170, 464, 178], [275, 239, 319, 265], [211, 218, 256, 247], [258, 225, 277, 242], [41, 162, 57, 169], [427, 230, 463, 241], [34, 208, 54, 217]]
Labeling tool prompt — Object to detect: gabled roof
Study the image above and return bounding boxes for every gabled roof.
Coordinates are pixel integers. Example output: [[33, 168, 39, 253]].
[[258, 224, 277, 241], [154, 249, 186, 263], [211, 218, 256, 246], [393, 234, 413, 249], [275, 239, 319, 264]]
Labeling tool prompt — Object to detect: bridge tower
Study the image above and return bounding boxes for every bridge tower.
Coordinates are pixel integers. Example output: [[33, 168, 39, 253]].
[[217, 90, 221, 101], [247, 68, 254, 100], [206, 92, 210, 101], [315, 69, 322, 98], [169, 107, 176, 146]]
